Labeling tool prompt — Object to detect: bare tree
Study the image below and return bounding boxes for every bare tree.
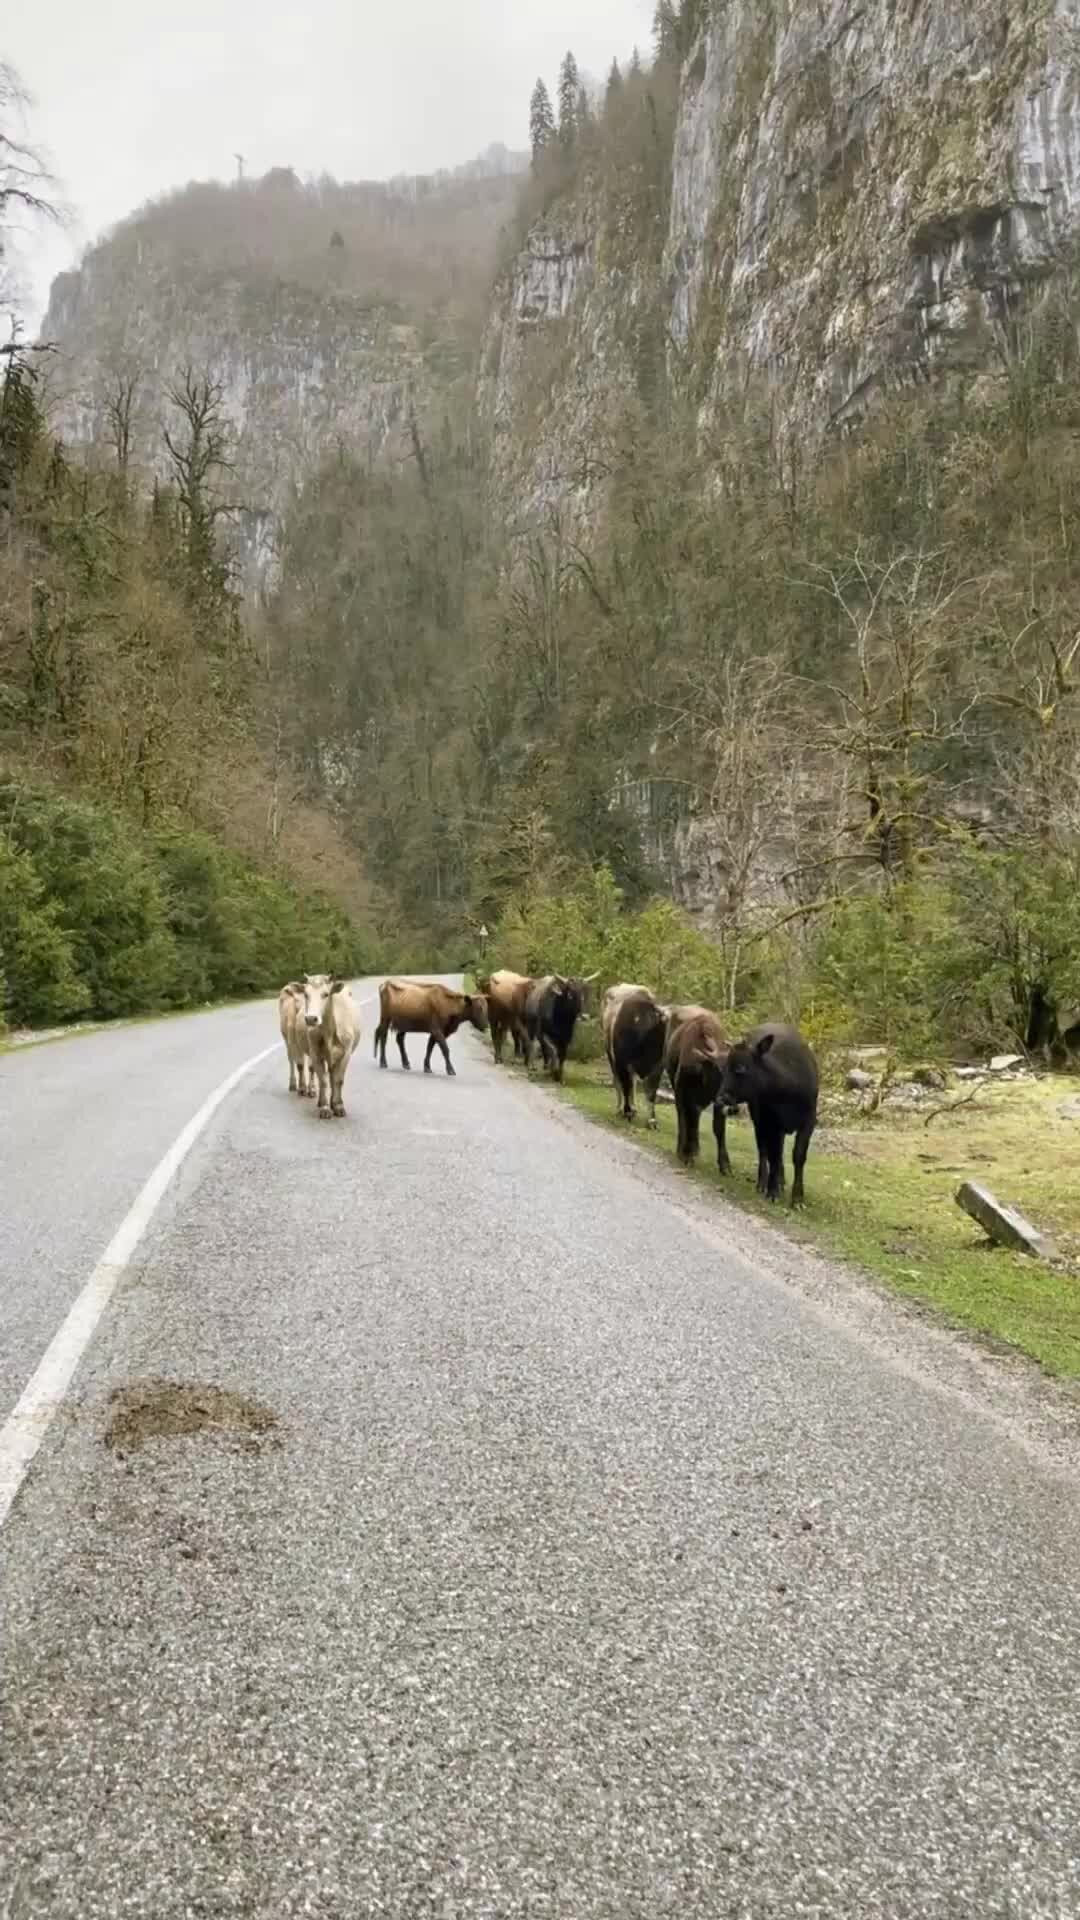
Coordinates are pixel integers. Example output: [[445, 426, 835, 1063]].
[[796, 545, 979, 884], [104, 371, 139, 478], [162, 366, 235, 587]]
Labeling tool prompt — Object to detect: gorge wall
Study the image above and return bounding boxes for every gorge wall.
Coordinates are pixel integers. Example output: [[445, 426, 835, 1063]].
[[483, 0, 1080, 531]]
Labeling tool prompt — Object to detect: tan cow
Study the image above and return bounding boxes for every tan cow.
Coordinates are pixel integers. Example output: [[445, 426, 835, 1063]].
[[301, 974, 361, 1119], [375, 979, 488, 1076], [278, 980, 317, 1097], [482, 969, 533, 1064]]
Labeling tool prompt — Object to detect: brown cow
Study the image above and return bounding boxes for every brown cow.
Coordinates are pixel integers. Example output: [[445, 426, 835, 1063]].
[[483, 969, 533, 1064], [603, 982, 667, 1126], [664, 1005, 732, 1171], [375, 979, 488, 1076]]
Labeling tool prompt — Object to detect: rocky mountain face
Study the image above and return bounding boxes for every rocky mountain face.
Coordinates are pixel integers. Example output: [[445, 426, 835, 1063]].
[[479, 0, 1080, 920], [41, 161, 524, 591], [484, 0, 1080, 531]]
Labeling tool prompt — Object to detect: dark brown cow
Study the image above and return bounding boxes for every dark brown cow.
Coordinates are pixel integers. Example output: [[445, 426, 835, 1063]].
[[603, 982, 667, 1126], [664, 1005, 732, 1171], [482, 969, 533, 1064], [718, 1022, 819, 1206], [375, 980, 488, 1076]]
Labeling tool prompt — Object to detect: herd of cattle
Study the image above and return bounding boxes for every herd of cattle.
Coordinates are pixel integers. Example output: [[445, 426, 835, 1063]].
[[277, 969, 820, 1207]]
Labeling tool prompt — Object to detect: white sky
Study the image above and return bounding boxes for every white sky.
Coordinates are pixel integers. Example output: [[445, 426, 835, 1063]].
[[5, 1, 656, 330]]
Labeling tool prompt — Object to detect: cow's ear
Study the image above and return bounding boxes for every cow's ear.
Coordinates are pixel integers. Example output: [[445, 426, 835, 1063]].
[[330, 978, 345, 994], [754, 1032, 775, 1060], [286, 980, 304, 994]]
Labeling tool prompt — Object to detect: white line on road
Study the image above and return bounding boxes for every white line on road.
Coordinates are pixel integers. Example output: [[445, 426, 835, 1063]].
[[0, 986, 380, 1533], [0, 1041, 278, 1534]]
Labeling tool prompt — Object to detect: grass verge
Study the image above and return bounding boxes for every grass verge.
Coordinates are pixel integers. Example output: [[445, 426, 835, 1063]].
[[516, 1056, 1080, 1380]]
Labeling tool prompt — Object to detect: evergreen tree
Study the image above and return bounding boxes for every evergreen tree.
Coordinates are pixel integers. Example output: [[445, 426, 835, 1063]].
[[629, 45, 643, 77], [557, 52, 580, 146], [605, 58, 623, 107], [529, 78, 556, 165], [653, 1, 679, 60]]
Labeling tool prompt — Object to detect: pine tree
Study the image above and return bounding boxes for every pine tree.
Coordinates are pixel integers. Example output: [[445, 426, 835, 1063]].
[[605, 58, 623, 107], [629, 45, 643, 77], [653, 1, 679, 60], [557, 51, 580, 146], [529, 78, 556, 165]]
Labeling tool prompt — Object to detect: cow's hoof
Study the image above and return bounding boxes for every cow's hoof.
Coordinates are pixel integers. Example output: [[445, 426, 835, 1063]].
[[332, 1105, 345, 1118], [423, 1064, 432, 1074], [646, 1118, 658, 1131], [318, 1105, 332, 1120], [446, 1065, 456, 1077]]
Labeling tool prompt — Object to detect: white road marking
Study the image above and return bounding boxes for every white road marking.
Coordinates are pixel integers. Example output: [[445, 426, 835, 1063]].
[[0, 1040, 278, 1533], [0, 985, 380, 1532]]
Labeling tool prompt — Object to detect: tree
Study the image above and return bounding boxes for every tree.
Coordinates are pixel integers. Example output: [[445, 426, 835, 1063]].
[[606, 59, 624, 106], [558, 52, 580, 147], [162, 366, 236, 603], [653, 2, 679, 60], [529, 79, 556, 166], [0, 63, 60, 313]]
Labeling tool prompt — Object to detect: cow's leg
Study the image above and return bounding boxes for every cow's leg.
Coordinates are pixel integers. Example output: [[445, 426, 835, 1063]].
[[375, 1021, 388, 1068], [643, 1065, 662, 1129], [330, 1056, 347, 1118], [491, 1018, 504, 1064], [791, 1117, 814, 1208], [763, 1119, 785, 1200], [675, 1086, 698, 1165], [396, 1031, 410, 1070], [314, 1049, 331, 1119], [435, 1033, 455, 1077], [749, 1105, 770, 1192], [614, 1057, 635, 1121], [712, 1101, 733, 1175], [287, 1050, 298, 1093]]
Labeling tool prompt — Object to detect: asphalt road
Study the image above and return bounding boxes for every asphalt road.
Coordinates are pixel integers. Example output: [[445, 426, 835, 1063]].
[[2, 987, 1080, 1917]]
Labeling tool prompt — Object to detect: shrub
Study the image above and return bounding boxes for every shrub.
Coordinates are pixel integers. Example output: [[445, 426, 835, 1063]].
[[3, 787, 178, 1018], [0, 833, 89, 1028]]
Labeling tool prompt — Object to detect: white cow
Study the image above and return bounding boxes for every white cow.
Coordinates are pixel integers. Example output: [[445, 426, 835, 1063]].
[[278, 980, 317, 1097], [301, 974, 361, 1118]]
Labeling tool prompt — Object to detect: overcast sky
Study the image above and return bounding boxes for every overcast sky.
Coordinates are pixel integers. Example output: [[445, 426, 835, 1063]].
[[5, 0, 657, 329]]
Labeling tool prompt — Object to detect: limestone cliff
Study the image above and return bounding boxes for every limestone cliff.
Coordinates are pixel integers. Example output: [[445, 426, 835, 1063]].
[[42, 160, 522, 589], [485, 0, 1080, 528]]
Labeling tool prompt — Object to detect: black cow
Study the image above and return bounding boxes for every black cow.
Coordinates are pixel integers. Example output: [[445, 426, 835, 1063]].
[[524, 972, 597, 1081], [718, 1021, 818, 1207], [665, 1005, 732, 1171], [603, 983, 667, 1126]]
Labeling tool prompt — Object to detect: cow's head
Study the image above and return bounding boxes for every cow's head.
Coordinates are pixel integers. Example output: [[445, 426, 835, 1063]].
[[718, 1031, 773, 1110], [464, 992, 489, 1033], [301, 973, 344, 1028], [558, 972, 599, 1019]]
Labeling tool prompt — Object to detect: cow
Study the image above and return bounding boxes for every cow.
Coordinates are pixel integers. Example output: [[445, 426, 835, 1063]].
[[524, 973, 598, 1082], [374, 979, 488, 1076], [278, 980, 317, 1098], [664, 1005, 732, 1172], [301, 973, 361, 1119], [603, 983, 668, 1126], [483, 969, 533, 1064], [718, 1022, 819, 1207]]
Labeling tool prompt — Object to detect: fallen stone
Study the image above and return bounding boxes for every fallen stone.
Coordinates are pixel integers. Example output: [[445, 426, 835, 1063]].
[[989, 1053, 1024, 1073], [955, 1181, 1059, 1260], [1057, 1097, 1080, 1123], [912, 1064, 947, 1090], [846, 1068, 875, 1091], [955, 1066, 984, 1080], [850, 1045, 889, 1062]]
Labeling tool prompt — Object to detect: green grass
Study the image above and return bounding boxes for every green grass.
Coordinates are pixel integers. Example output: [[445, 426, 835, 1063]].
[[517, 1056, 1080, 1380]]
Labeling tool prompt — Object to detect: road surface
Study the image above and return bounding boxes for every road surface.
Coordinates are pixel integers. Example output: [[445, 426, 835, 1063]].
[[2, 983, 1079, 1918]]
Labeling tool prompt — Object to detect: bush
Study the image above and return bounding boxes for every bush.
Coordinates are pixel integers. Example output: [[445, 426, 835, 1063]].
[[0, 833, 89, 1028], [3, 788, 178, 1018], [0, 783, 374, 1028]]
